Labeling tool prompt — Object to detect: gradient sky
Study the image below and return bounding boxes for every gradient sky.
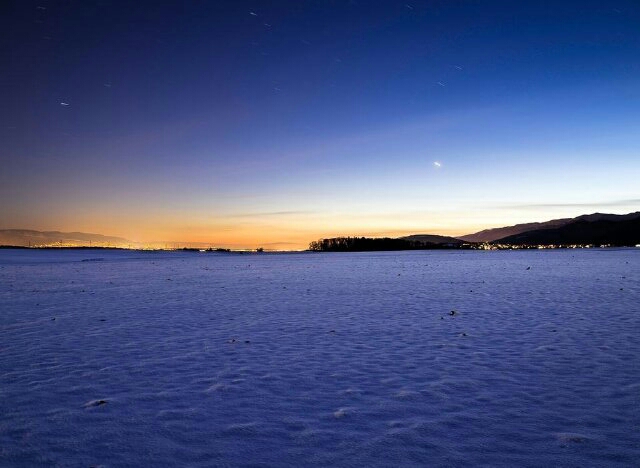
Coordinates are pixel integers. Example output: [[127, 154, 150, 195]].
[[1, 1, 639, 249]]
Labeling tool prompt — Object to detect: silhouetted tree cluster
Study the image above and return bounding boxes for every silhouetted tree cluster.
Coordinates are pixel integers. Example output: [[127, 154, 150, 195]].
[[308, 237, 456, 252]]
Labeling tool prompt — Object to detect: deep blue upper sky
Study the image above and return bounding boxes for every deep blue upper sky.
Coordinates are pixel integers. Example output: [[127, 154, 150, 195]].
[[1, 1, 639, 247]]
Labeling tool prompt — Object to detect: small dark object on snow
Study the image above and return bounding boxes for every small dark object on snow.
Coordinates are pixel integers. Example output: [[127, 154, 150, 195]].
[[449, 310, 457, 316], [84, 399, 108, 408], [526, 266, 531, 270]]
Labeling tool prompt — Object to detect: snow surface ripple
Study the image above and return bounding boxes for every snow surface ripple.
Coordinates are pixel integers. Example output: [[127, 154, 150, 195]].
[[1, 249, 639, 467]]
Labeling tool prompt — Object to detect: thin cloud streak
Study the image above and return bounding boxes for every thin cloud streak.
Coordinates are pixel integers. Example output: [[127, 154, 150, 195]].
[[496, 199, 640, 210], [227, 210, 316, 218]]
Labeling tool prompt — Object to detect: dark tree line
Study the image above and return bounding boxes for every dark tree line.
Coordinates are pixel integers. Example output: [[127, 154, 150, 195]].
[[308, 237, 461, 252]]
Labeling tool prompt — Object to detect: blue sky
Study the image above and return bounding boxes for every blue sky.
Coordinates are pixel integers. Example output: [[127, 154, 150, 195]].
[[1, 1, 639, 248]]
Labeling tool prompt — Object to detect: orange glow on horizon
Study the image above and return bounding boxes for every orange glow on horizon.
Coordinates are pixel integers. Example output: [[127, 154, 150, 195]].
[[7, 220, 494, 251], [8, 203, 636, 251]]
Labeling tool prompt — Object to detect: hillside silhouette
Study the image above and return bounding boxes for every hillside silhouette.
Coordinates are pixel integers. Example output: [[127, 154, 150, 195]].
[[495, 214, 640, 246], [461, 212, 640, 243], [0, 230, 132, 247]]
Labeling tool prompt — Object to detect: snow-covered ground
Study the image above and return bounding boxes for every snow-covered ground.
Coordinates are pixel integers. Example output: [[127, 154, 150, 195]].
[[1, 248, 639, 467]]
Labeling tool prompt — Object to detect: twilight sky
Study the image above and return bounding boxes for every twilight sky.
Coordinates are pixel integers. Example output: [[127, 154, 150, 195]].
[[1, 0, 639, 249]]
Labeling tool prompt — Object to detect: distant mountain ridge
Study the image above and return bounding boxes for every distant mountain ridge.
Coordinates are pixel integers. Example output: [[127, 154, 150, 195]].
[[495, 214, 640, 246], [460, 212, 640, 243], [400, 234, 463, 245], [0, 229, 132, 247]]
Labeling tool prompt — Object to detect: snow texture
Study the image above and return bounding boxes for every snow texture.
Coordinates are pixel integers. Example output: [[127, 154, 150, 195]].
[[1, 249, 639, 466]]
